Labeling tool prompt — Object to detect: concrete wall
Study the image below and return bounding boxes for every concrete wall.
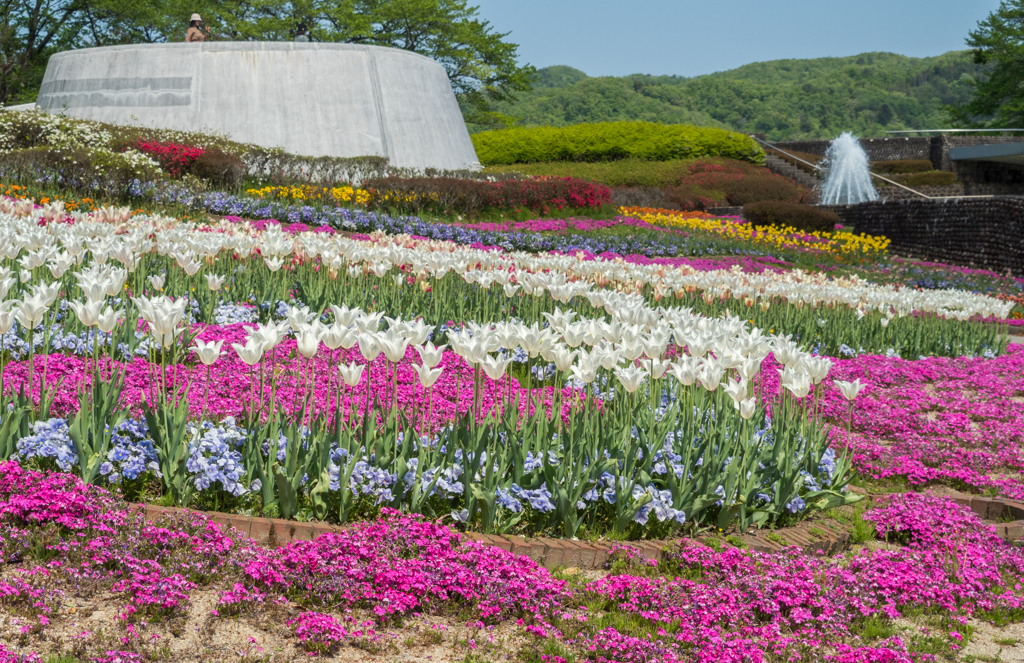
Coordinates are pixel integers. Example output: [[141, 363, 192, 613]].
[[36, 43, 479, 171]]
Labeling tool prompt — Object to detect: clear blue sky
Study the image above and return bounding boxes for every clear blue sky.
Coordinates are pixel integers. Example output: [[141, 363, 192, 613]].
[[471, 0, 1002, 77]]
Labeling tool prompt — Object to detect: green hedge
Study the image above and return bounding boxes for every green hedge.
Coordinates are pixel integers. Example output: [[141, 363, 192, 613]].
[[869, 159, 933, 174], [742, 201, 840, 233], [472, 121, 764, 166], [886, 171, 958, 187]]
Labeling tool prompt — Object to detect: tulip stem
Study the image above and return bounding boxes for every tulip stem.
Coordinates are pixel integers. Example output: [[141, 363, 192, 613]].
[[203, 364, 210, 424]]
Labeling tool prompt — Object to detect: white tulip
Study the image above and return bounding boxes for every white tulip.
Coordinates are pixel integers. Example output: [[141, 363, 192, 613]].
[[614, 365, 649, 394], [416, 341, 446, 369], [296, 327, 321, 359], [330, 303, 362, 328], [339, 362, 365, 387], [697, 364, 725, 392], [413, 363, 444, 388], [14, 294, 49, 330], [781, 371, 812, 399], [231, 339, 264, 366], [551, 345, 578, 372], [834, 378, 866, 401], [358, 333, 382, 362], [205, 274, 227, 291], [735, 397, 757, 420], [96, 306, 122, 334], [378, 331, 410, 363], [192, 339, 226, 366], [322, 324, 357, 351], [148, 274, 166, 290], [480, 355, 511, 381], [723, 378, 747, 403], [668, 361, 697, 386], [69, 299, 102, 327]]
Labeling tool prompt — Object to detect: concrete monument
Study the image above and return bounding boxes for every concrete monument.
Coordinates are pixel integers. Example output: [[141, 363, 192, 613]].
[[35, 42, 479, 171]]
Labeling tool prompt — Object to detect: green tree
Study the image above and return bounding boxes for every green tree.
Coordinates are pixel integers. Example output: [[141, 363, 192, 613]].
[[0, 0, 82, 104], [948, 0, 1021, 127]]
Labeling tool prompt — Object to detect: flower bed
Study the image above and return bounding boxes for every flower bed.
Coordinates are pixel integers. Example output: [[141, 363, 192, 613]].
[[1, 463, 1023, 662], [627, 205, 892, 258]]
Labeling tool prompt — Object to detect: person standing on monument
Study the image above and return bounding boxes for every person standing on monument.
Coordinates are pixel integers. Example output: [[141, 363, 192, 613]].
[[294, 24, 310, 42], [186, 14, 209, 42]]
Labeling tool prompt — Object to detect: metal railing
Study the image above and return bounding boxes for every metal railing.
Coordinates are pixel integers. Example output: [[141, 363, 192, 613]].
[[884, 129, 1024, 134], [748, 135, 934, 199]]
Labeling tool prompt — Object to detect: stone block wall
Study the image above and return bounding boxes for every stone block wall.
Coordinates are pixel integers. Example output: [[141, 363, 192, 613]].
[[773, 137, 933, 163], [772, 135, 1024, 174], [874, 185, 966, 201], [825, 197, 1024, 274]]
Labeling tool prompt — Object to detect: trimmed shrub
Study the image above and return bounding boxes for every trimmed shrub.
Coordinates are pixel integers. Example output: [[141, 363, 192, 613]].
[[742, 201, 841, 233], [870, 159, 933, 174], [611, 187, 675, 209], [484, 159, 697, 188], [886, 171, 957, 187], [667, 159, 813, 211], [364, 176, 611, 217], [131, 140, 204, 177], [188, 148, 246, 191], [472, 121, 764, 166], [0, 146, 162, 199]]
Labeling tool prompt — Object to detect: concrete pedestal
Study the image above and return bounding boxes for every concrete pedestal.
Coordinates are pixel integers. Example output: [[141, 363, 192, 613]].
[[37, 42, 479, 171]]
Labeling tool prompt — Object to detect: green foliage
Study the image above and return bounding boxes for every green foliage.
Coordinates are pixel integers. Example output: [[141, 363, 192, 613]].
[[742, 202, 841, 233], [68, 369, 129, 485], [478, 52, 989, 141], [949, 0, 1024, 127], [850, 506, 876, 544], [363, 175, 612, 217], [144, 394, 194, 506], [884, 171, 958, 187], [870, 159, 934, 174], [0, 146, 163, 199], [484, 158, 697, 188], [668, 159, 811, 210], [472, 122, 764, 166], [188, 147, 246, 192]]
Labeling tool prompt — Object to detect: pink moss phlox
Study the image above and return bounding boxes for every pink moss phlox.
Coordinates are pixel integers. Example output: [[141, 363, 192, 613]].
[[243, 508, 566, 620], [0, 323, 593, 425]]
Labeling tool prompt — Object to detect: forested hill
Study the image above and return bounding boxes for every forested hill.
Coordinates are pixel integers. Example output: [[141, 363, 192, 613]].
[[469, 51, 987, 141]]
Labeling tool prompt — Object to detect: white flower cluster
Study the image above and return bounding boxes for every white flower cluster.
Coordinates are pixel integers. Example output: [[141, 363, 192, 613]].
[[0, 109, 112, 153]]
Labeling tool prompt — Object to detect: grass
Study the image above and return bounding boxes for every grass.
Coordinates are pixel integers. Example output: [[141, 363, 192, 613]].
[[726, 535, 746, 549], [850, 506, 876, 544], [849, 614, 896, 641], [766, 532, 789, 546]]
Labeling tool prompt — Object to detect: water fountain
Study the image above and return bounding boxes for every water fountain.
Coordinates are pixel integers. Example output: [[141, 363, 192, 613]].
[[818, 132, 879, 205]]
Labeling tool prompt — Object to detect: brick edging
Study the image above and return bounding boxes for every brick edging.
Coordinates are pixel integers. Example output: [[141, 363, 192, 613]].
[[137, 491, 1024, 570], [136, 503, 861, 570]]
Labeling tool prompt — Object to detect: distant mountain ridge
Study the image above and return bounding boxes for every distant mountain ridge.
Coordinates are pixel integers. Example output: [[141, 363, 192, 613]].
[[469, 51, 987, 141]]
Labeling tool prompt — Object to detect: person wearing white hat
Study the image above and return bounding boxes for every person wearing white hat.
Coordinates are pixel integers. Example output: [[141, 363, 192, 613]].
[[186, 14, 209, 42]]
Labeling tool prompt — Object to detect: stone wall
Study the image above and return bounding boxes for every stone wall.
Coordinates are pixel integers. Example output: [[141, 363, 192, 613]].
[[874, 185, 965, 201], [826, 197, 1024, 274], [773, 137, 933, 163], [773, 135, 1024, 173]]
